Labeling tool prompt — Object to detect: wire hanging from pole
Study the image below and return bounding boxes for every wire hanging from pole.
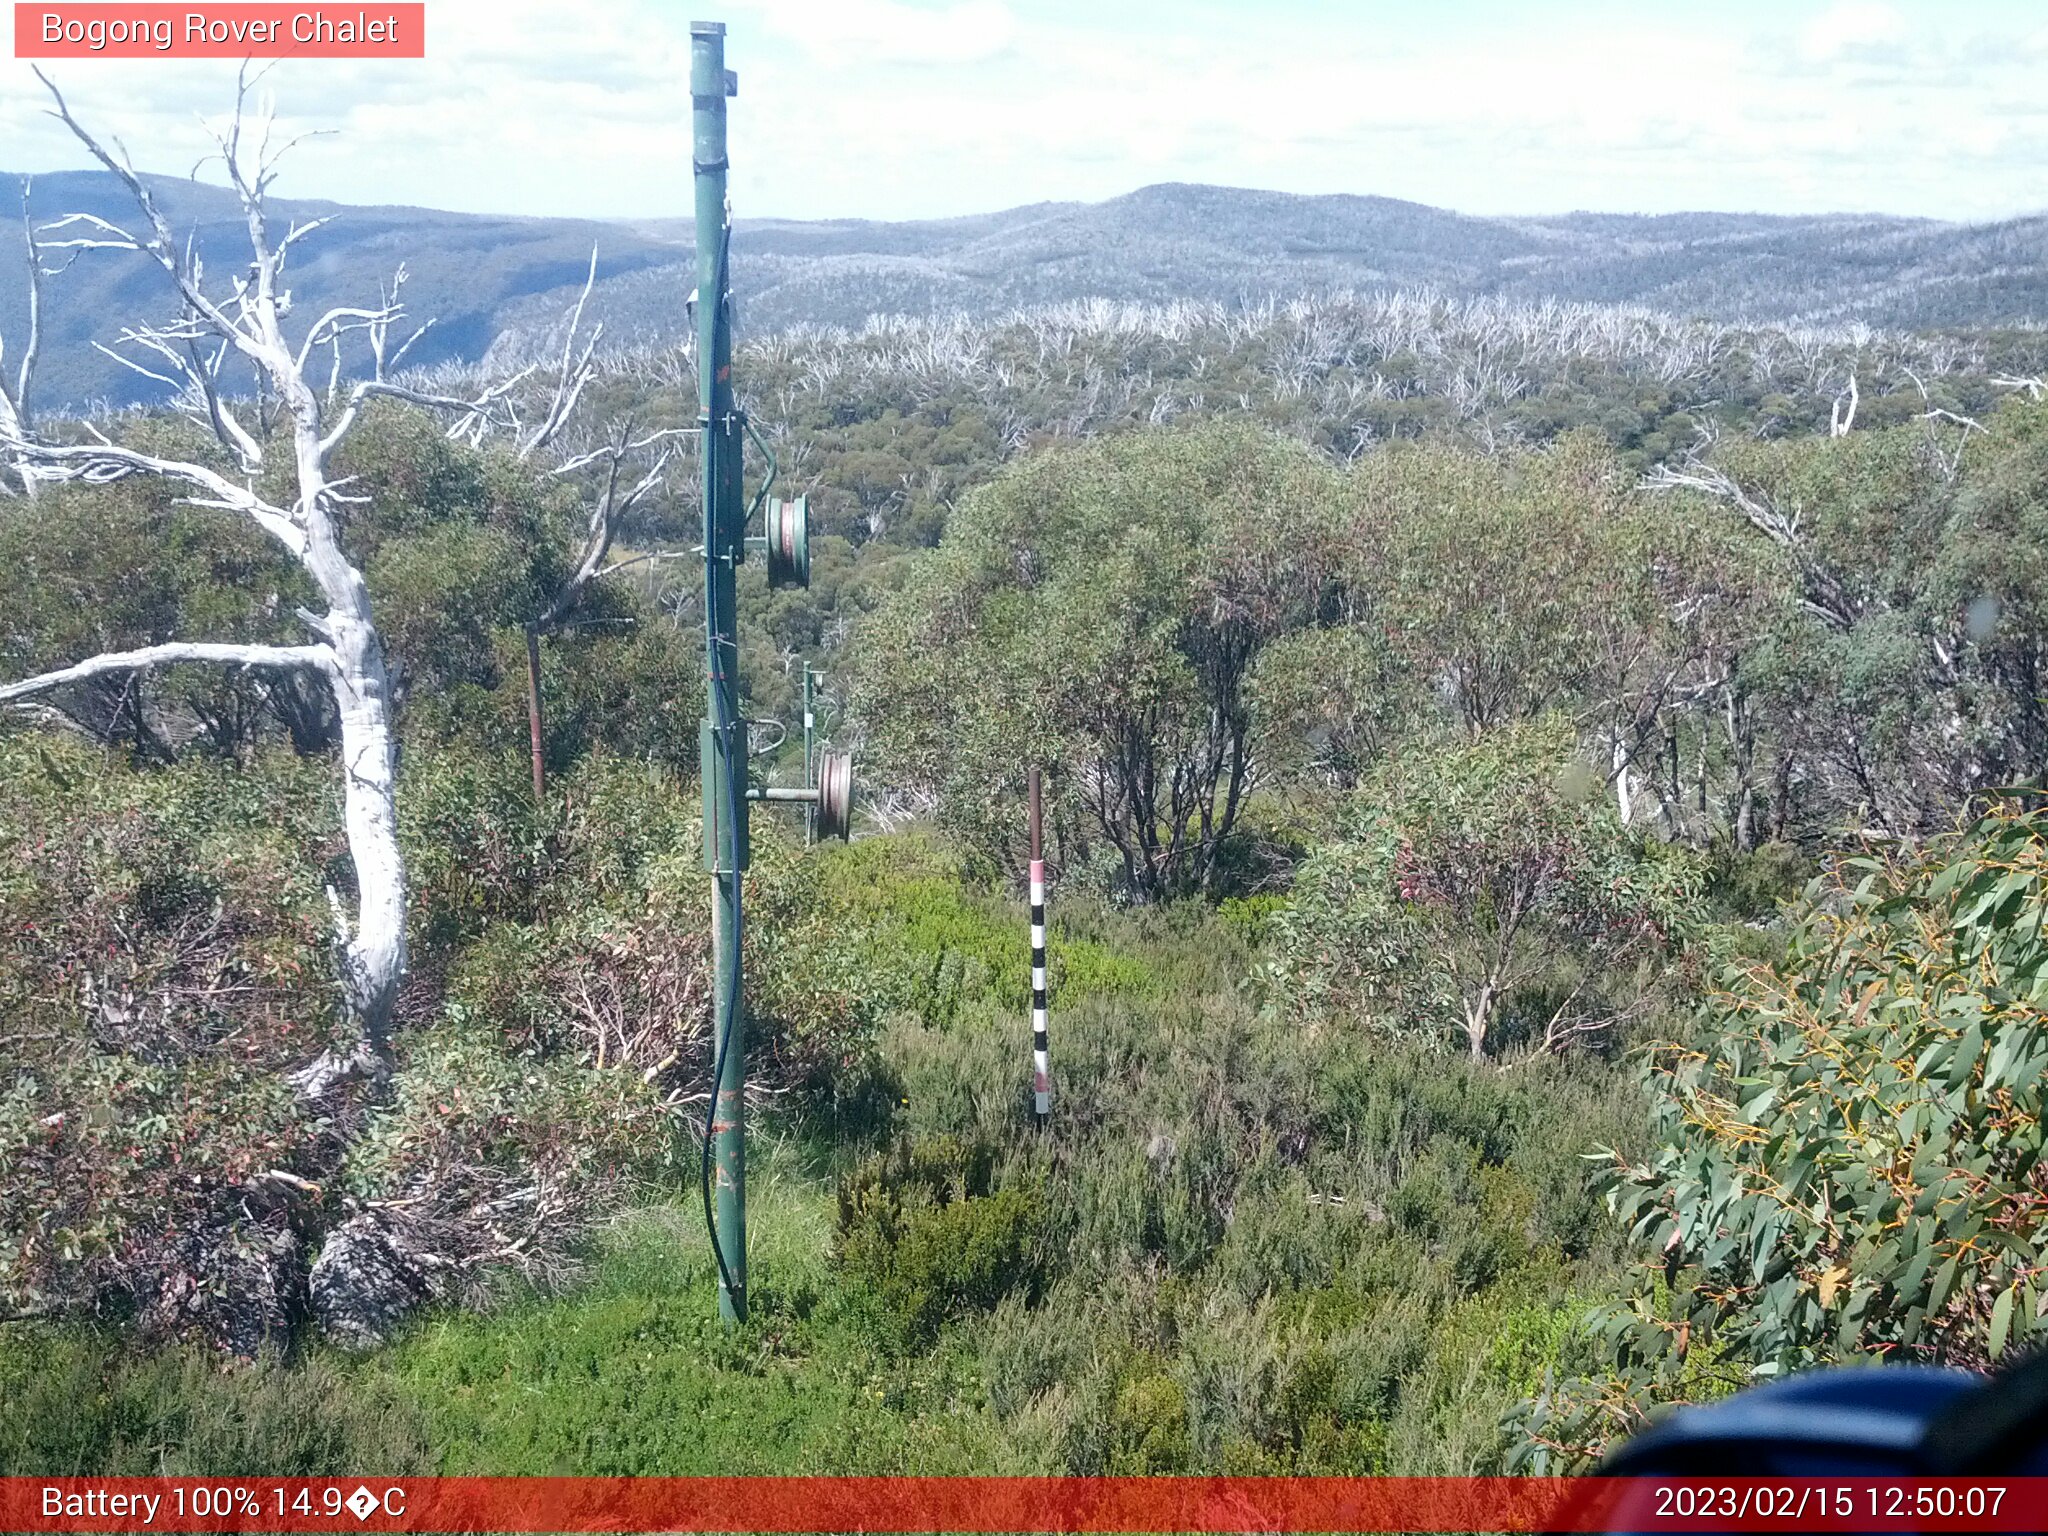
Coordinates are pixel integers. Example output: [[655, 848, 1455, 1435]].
[[699, 213, 743, 1314]]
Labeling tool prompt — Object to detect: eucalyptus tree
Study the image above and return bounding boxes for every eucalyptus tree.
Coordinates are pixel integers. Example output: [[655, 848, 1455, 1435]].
[[1647, 405, 2048, 836], [1264, 720, 1702, 1061], [1515, 800, 2048, 1469], [1309, 432, 1745, 832], [853, 421, 1340, 899]]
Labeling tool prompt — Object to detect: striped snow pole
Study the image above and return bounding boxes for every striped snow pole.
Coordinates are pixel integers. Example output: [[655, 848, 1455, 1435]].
[[1028, 767, 1051, 1124]]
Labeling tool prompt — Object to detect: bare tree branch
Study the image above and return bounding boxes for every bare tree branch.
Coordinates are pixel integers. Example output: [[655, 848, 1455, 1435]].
[[518, 244, 603, 461], [0, 641, 335, 705], [590, 548, 694, 582], [1643, 445, 1861, 631], [33, 70, 273, 381], [7, 435, 306, 553], [320, 361, 535, 457], [530, 422, 685, 635]]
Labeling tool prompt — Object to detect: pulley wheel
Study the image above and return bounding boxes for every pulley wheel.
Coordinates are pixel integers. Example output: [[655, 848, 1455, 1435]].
[[765, 495, 811, 590], [815, 750, 854, 841]]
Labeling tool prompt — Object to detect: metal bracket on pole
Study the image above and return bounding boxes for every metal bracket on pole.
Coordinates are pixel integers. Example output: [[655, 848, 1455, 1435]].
[[745, 749, 853, 841]]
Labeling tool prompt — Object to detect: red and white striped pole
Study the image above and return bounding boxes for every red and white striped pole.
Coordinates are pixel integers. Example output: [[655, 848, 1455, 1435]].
[[1028, 767, 1050, 1125]]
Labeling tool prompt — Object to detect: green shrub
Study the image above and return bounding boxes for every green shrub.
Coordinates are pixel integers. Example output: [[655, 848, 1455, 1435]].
[[400, 743, 551, 947], [1517, 802, 2048, 1468], [1702, 839, 1816, 923], [834, 1135, 1053, 1346], [379, 772, 883, 1283], [1217, 892, 1288, 947], [0, 1327, 434, 1475], [805, 833, 1152, 1028], [1264, 719, 1704, 1059], [1106, 1367, 1193, 1471], [0, 737, 338, 1352]]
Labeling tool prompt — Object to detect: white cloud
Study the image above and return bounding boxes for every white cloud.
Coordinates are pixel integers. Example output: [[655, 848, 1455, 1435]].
[[0, 1, 2037, 223], [1798, 1, 1909, 62], [735, 0, 1017, 65]]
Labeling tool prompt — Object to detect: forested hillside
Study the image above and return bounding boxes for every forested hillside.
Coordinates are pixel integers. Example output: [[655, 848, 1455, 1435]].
[[0, 170, 679, 409], [10, 169, 2048, 407], [598, 186, 2048, 341], [6, 127, 2048, 1481]]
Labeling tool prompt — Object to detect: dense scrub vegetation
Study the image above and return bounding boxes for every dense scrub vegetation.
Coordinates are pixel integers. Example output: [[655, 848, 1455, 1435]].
[[1515, 803, 2048, 1467], [5, 295, 2048, 1476], [4, 843, 1644, 1474]]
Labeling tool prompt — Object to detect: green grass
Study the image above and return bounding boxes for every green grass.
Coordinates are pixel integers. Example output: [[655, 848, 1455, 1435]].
[[0, 1329, 439, 1477], [1, 1152, 1011, 1477], [806, 833, 1161, 1027], [369, 1170, 1010, 1474]]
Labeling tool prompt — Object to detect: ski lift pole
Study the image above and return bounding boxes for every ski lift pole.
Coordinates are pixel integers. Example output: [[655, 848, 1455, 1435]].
[[1029, 768, 1050, 1125], [692, 17, 747, 1326]]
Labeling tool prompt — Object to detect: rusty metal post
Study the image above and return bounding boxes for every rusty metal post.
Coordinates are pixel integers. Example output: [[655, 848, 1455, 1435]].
[[523, 626, 546, 804]]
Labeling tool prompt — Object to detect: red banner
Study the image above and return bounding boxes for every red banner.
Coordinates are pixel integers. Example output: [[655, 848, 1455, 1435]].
[[4, 1477, 2048, 1532], [14, 4, 425, 58]]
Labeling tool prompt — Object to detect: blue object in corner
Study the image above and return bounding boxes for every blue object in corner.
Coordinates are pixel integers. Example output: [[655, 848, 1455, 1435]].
[[1601, 1365, 1983, 1477]]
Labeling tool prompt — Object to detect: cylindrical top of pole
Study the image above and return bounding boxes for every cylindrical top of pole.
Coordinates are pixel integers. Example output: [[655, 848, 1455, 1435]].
[[690, 22, 731, 424], [1028, 767, 1043, 863]]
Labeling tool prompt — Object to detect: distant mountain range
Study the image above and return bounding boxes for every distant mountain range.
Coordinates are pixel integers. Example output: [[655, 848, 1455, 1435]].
[[4, 173, 2046, 408]]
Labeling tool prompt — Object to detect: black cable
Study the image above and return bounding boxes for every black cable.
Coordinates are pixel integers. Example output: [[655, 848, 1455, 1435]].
[[699, 215, 744, 1315], [698, 705, 743, 1311]]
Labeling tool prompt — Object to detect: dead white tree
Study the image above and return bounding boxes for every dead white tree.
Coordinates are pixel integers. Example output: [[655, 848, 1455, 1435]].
[[398, 244, 692, 804], [0, 70, 522, 1093], [1829, 370, 1859, 437], [1643, 437, 1862, 633], [518, 414, 686, 801], [0, 178, 42, 496], [467, 243, 693, 802], [1898, 364, 1986, 480]]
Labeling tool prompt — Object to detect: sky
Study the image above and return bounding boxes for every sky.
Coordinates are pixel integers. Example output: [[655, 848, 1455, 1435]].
[[1, 0, 2044, 225]]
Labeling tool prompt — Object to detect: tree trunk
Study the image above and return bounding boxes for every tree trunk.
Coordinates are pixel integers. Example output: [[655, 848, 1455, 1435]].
[[1655, 723, 1681, 839], [524, 625, 547, 805], [1611, 731, 1635, 826], [1769, 748, 1794, 843], [1723, 663, 1758, 853], [1462, 987, 1492, 1059], [328, 615, 406, 1068], [292, 420, 407, 1083]]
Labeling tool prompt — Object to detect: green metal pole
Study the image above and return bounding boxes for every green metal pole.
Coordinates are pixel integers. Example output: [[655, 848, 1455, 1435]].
[[692, 17, 747, 1325]]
